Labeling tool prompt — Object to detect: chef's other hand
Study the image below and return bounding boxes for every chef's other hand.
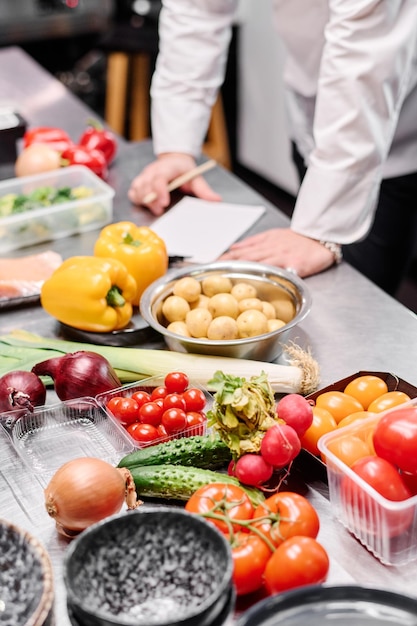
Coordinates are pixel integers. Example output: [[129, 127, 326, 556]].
[[220, 228, 338, 277], [128, 152, 221, 215]]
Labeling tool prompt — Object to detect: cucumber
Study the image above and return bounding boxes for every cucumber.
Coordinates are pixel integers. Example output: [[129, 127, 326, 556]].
[[118, 435, 232, 470], [130, 464, 265, 507]]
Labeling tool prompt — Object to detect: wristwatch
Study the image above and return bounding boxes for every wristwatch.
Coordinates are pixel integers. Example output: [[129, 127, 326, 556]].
[[319, 240, 343, 265]]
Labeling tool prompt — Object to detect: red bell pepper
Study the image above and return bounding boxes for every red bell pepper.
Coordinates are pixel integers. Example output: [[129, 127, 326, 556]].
[[23, 126, 74, 153], [61, 145, 108, 179], [78, 119, 117, 165]]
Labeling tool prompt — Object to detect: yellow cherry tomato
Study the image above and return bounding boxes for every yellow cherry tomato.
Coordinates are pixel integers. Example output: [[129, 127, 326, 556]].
[[367, 391, 411, 413], [322, 434, 371, 467], [337, 411, 376, 430], [300, 406, 337, 456], [315, 391, 364, 424], [343, 375, 389, 410]]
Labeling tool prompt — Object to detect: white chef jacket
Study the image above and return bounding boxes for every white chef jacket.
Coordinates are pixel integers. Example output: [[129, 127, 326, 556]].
[[151, 0, 417, 244]]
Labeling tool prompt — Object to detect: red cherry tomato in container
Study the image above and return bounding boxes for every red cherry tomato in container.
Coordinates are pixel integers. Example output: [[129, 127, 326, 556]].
[[162, 408, 187, 433], [182, 387, 206, 412], [106, 396, 138, 426], [127, 422, 159, 445], [164, 371, 189, 394]]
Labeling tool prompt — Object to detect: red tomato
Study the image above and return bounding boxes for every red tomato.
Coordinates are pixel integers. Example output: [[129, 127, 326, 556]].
[[253, 492, 320, 548], [164, 371, 189, 394], [162, 408, 187, 433], [228, 531, 272, 596], [185, 483, 254, 534], [185, 411, 207, 436], [343, 375, 389, 410], [263, 536, 329, 594], [150, 386, 168, 401], [182, 387, 206, 412], [127, 422, 159, 444], [373, 407, 417, 474], [342, 455, 413, 537], [131, 390, 152, 408], [163, 393, 187, 412], [106, 396, 139, 426], [138, 401, 163, 427], [300, 406, 337, 456], [156, 423, 170, 443]]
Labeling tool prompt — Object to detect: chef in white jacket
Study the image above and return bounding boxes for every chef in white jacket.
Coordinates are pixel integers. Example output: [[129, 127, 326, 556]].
[[128, 0, 417, 295]]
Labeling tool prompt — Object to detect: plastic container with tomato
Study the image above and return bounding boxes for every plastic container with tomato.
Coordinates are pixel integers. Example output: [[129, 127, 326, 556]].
[[318, 394, 417, 566], [96, 374, 212, 449]]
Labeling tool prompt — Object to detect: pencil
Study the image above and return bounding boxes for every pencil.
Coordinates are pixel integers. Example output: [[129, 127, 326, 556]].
[[142, 159, 217, 204]]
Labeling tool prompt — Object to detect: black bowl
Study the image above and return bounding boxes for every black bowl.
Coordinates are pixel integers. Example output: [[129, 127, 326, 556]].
[[237, 584, 417, 626], [0, 518, 54, 626], [64, 506, 234, 626]]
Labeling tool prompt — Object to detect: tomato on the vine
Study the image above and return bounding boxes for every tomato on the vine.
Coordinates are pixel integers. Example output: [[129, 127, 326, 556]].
[[264, 536, 329, 594], [185, 483, 254, 534], [106, 396, 139, 426], [228, 531, 272, 596], [164, 371, 189, 394], [253, 492, 320, 548]]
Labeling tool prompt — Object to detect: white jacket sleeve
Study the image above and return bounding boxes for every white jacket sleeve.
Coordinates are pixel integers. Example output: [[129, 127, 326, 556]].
[[151, 0, 237, 158], [291, 0, 417, 244]]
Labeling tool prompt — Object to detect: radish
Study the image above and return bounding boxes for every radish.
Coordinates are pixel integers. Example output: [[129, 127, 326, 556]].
[[276, 393, 313, 436], [234, 453, 274, 487], [261, 423, 301, 468]]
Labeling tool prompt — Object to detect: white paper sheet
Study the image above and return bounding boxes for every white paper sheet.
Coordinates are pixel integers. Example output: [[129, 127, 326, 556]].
[[151, 197, 266, 263]]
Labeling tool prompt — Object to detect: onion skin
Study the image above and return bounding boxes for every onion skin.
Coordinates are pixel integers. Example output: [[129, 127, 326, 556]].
[[15, 143, 62, 177], [44, 457, 140, 534], [0, 370, 46, 413], [32, 350, 122, 400]]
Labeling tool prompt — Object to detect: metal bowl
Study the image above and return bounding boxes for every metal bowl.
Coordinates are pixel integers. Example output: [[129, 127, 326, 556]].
[[64, 506, 234, 626], [140, 261, 311, 362], [0, 518, 54, 626]]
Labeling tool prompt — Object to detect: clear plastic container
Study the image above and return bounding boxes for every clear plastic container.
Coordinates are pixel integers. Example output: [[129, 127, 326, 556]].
[[96, 375, 212, 449], [318, 397, 417, 566], [0, 397, 133, 487], [0, 165, 114, 251]]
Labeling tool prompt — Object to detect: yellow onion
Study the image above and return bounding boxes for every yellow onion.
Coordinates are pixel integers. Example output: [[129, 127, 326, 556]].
[[15, 143, 62, 177], [44, 457, 140, 536]]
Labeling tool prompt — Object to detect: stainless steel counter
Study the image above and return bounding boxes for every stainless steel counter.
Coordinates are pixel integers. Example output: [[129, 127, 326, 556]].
[[1, 46, 417, 625]]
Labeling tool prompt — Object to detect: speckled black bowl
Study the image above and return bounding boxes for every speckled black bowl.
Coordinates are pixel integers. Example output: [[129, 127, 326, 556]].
[[64, 507, 234, 626], [0, 519, 54, 626]]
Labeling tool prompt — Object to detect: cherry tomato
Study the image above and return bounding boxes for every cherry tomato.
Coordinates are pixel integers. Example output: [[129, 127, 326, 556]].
[[164, 371, 189, 394], [337, 411, 375, 430], [373, 406, 417, 474], [127, 422, 159, 444], [156, 423, 170, 443], [106, 396, 139, 426], [185, 411, 207, 436], [185, 483, 254, 534], [163, 393, 187, 412], [343, 375, 389, 410], [367, 391, 411, 413], [162, 407, 187, 433], [315, 391, 364, 424], [131, 390, 152, 408], [228, 531, 272, 596], [342, 455, 413, 537], [150, 386, 168, 401], [138, 401, 164, 427], [300, 406, 337, 456], [182, 387, 206, 412], [253, 492, 320, 548], [263, 536, 329, 594], [322, 434, 371, 467]]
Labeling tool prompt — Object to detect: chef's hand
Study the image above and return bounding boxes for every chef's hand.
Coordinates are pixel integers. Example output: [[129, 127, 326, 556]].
[[219, 228, 337, 277], [128, 153, 221, 215]]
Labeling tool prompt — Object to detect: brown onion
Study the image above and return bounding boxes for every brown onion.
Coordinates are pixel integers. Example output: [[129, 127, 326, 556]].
[[15, 143, 61, 177], [44, 457, 140, 535]]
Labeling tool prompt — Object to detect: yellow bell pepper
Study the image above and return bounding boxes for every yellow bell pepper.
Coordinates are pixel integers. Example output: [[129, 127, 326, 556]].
[[40, 256, 137, 332], [93, 221, 168, 306]]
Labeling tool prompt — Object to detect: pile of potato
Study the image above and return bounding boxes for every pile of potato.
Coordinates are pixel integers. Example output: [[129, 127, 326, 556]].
[[160, 274, 296, 340]]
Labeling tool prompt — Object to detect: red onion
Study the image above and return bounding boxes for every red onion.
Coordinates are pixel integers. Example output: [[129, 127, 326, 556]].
[[32, 351, 121, 401], [0, 371, 46, 413]]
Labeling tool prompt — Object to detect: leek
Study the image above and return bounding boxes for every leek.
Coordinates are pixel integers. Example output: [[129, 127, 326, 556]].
[[0, 329, 320, 395]]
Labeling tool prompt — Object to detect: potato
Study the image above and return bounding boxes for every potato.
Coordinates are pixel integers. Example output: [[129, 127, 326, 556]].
[[261, 301, 277, 320], [207, 316, 239, 340], [173, 276, 201, 303], [162, 295, 190, 323], [231, 282, 258, 301], [208, 293, 240, 319], [201, 275, 233, 297], [167, 321, 192, 336], [271, 298, 296, 323], [190, 294, 210, 309], [238, 297, 263, 313], [236, 309, 269, 338], [267, 318, 286, 332], [185, 308, 213, 338]]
